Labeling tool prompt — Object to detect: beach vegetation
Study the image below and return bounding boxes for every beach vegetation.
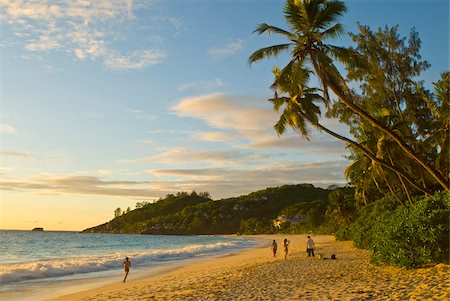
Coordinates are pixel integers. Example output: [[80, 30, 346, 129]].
[[249, 0, 448, 192], [248, 0, 449, 268]]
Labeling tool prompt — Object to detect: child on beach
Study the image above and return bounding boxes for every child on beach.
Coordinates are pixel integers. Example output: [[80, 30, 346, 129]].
[[283, 239, 290, 260], [271, 240, 277, 257], [122, 257, 131, 283]]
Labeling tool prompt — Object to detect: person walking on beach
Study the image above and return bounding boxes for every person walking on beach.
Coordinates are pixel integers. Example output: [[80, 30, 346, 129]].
[[122, 257, 131, 283], [283, 238, 290, 260], [306, 236, 315, 257], [271, 240, 278, 257]]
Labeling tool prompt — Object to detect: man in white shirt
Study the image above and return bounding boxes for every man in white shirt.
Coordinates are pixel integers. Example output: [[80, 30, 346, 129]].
[[306, 236, 315, 257]]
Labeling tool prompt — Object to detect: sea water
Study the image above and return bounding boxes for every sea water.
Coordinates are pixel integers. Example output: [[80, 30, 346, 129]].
[[0, 230, 261, 292]]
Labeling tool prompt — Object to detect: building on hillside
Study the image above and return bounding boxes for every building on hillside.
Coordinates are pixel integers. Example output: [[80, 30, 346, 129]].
[[273, 214, 307, 229]]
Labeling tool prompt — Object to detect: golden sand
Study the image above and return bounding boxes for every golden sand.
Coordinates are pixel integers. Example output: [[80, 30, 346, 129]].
[[48, 235, 449, 301]]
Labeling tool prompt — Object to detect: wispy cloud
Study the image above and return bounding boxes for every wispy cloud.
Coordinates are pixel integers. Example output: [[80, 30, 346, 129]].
[[146, 159, 349, 198], [0, 123, 16, 133], [103, 49, 167, 70], [178, 78, 224, 92], [0, 158, 348, 199], [0, 0, 168, 70], [209, 39, 245, 58], [125, 108, 157, 121], [118, 147, 272, 167], [0, 174, 163, 199], [0, 151, 34, 158]]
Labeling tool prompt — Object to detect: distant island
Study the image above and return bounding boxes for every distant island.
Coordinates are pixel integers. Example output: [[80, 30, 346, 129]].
[[32, 227, 44, 231]]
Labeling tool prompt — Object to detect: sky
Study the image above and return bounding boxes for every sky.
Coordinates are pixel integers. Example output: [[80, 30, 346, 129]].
[[0, 0, 448, 231]]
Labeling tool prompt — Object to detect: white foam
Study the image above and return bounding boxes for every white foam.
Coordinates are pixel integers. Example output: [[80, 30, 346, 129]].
[[0, 241, 243, 285]]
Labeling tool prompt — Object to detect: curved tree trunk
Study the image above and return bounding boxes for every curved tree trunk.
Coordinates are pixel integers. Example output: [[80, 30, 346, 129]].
[[327, 75, 449, 192], [299, 110, 432, 195]]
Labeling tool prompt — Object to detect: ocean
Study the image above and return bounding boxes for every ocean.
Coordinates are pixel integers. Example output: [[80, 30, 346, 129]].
[[0, 230, 261, 293]]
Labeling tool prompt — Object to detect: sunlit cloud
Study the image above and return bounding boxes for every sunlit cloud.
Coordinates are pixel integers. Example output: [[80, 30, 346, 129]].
[[0, 151, 34, 158], [119, 147, 272, 167], [146, 159, 349, 198], [209, 39, 245, 58], [0, 155, 348, 199], [193, 131, 244, 142], [0, 174, 162, 199], [0, 0, 168, 70], [171, 93, 277, 131], [0, 123, 16, 133], [170, 93, 349, 158]]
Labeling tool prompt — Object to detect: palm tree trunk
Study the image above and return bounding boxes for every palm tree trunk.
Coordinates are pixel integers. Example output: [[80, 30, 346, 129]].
[[309, 56, 449, 192], [329, 80, 449, 192], [386, 148, 415, 203], [300, 111, 431, 195]]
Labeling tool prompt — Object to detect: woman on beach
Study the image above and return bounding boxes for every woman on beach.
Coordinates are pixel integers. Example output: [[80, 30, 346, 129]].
[[271, 240, 277, 257], [283, 239, 290, 260], [122, 257, 131, 283]]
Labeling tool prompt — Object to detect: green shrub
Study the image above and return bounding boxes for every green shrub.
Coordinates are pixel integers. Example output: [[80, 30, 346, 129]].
[[370, 192, 449, 269], [349, 194, 398, 248], [335, 226, 352, 240]]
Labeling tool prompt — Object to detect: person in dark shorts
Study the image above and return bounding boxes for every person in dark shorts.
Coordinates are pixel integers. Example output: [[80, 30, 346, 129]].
[[283, 238, 290, 260], [271, 240, 278, 257], [122, 257, 131, 283]]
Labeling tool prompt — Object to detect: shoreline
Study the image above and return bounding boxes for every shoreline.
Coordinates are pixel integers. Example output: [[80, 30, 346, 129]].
[[0, 235, 270, 301], [3, 235, 449, 300]]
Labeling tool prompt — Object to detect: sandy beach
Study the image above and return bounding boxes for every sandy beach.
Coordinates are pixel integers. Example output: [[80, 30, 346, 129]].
[[37, 235, 448, 301]]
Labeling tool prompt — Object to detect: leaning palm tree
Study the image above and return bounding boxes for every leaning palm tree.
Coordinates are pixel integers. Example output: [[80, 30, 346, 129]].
[[269, 64, 430, 197], [249, 0, 449, 192]]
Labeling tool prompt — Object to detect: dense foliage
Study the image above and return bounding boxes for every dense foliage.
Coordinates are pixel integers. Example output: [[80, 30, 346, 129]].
[[247, 0, 449, 268], [83, 184, 332, 235], [370, 192, 449, 269], [337, 192, 449, 269]]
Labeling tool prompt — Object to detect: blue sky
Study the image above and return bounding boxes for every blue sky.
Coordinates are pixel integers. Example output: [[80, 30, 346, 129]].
[[1, 0, 448, 230]]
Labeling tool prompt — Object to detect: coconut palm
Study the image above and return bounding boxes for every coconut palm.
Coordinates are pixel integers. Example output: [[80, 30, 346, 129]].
[[248, 0, 449, 192], [269, 64, 430, 197]]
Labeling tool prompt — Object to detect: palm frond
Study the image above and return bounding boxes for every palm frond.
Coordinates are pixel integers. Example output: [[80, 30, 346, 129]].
[[313, 0, 347, 30], [269, 95, 289, 112], [253, 23, 296, 40], [248, 43, 292, 65], [326, 45, 368, 69], [320, 23, 345, 40], [274, 110, 290, 135], [284, 0, 309, 34]]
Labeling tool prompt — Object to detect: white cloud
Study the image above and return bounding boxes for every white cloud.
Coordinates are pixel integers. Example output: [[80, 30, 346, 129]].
[[103, 49, 167, 70], [169, 93, 350, 159], [0, 0, 167, 70], [0, 123, 16, 133], [209, 39, 245, 58], [171, 93, 277, 131]]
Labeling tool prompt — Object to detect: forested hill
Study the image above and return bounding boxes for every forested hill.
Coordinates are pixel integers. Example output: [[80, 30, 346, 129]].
[[82, 184, 332, 235]]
